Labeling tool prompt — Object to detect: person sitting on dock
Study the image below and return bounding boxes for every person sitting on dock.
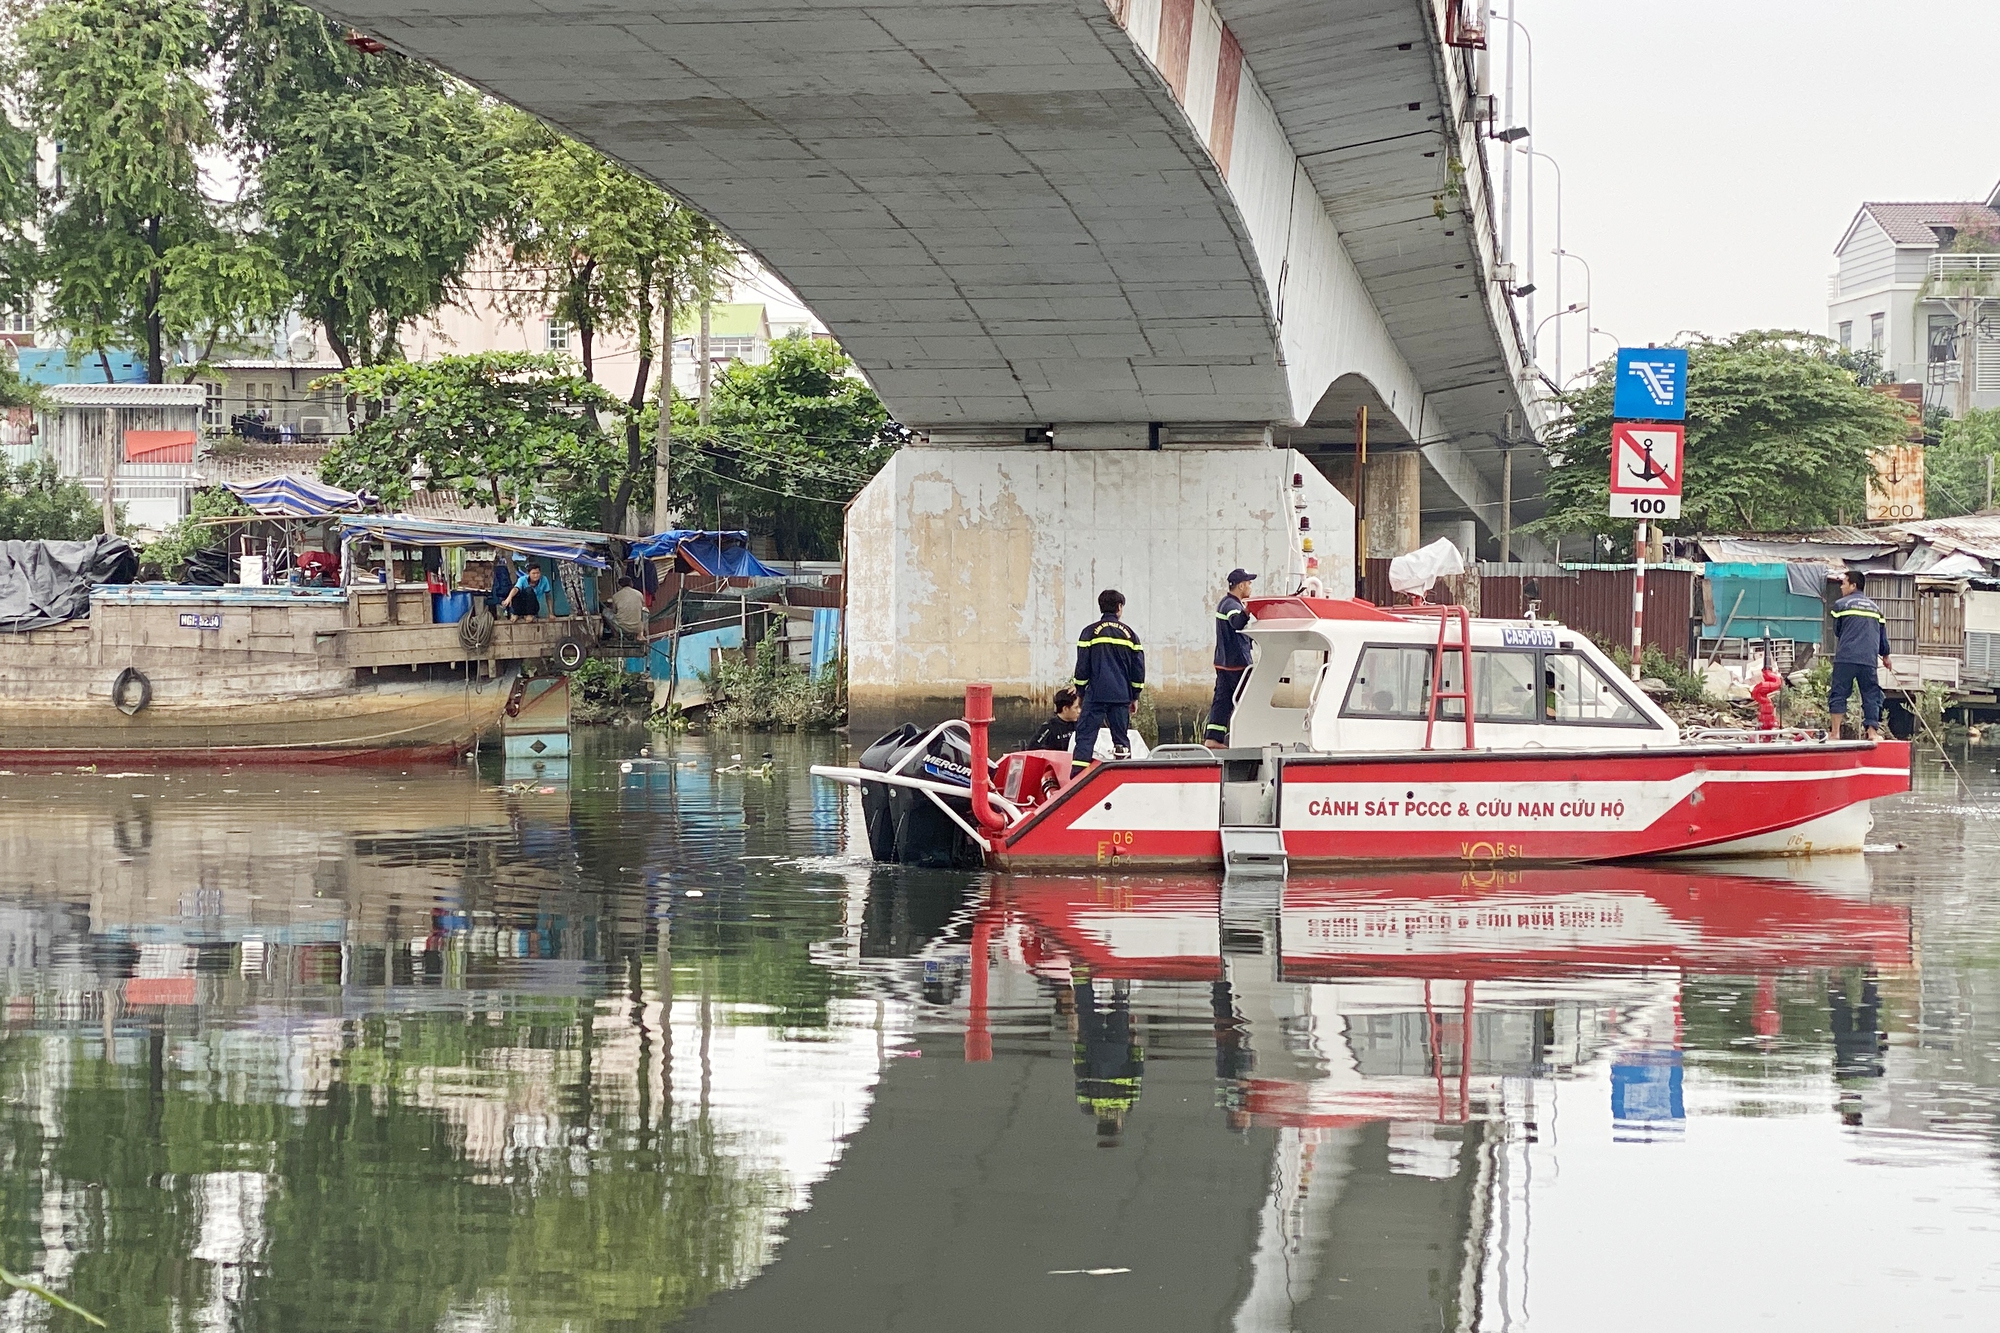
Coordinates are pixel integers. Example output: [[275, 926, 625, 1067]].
[[503, 565, 547, 620], [1027, 686, 1082, 752], [605, 576, 648, 640], [1071, 589, 1145, 771], [1829, 568, 1895, 741]]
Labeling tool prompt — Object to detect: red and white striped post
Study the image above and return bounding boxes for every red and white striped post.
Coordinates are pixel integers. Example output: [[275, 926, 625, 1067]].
[[1631, 521, 1647, 680]]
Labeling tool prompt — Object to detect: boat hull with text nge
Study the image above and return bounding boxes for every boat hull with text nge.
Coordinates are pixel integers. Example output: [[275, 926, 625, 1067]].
[[813, 597, 1911, 870]]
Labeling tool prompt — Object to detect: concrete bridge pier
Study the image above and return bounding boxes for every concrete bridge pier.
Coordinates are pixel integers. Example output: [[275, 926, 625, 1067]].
[[844, 435, 1354, 728]]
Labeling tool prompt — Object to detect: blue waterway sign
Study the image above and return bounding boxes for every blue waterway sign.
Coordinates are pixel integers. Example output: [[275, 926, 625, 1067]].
[[1613, 347, 1688, 421], [178, 612, 221, 630], [1501, 626, 1558, 648]]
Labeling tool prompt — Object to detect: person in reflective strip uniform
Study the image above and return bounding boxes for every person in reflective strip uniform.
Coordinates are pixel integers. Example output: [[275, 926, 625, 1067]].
[[1205, 568, 1256, 749], [1071, 588, 1145, 770], [1829, 569, 1895, 740]]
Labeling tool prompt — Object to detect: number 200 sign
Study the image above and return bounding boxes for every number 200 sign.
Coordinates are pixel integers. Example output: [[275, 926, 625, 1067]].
[[1607, 423, 1685, 520]]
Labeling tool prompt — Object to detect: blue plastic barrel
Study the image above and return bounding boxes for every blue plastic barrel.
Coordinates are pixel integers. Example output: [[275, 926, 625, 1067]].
[[432, 591, 473, 624]]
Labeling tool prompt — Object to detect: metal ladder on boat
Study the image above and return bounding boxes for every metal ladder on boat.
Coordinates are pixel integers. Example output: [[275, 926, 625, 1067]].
[[1219, 745, 1287, 876], [1402, 603, 1476, 750]]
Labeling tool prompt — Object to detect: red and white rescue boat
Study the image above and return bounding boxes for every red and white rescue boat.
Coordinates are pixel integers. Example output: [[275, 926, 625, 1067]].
[[815, 596, 1911, 871]]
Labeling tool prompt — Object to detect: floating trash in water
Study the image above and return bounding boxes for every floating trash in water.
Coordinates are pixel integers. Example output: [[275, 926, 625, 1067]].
[[1047, 1268, 1130, 1277], [684, 889, 703, 898]]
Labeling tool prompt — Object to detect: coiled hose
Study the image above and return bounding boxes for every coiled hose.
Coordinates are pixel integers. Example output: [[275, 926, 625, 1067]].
[[459, 604, 496, 654]]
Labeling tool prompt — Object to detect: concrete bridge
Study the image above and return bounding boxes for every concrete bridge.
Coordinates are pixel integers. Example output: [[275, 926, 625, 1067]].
[[316, 0, 1548, 714]]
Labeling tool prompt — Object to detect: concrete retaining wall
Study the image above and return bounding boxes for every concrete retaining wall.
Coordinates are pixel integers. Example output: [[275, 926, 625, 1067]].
[[845, 446, 1353, 717]]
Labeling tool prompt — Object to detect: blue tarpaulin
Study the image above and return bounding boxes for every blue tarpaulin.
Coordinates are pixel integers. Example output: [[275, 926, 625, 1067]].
[[626, 529, 782, 578], [225, 475, 370, 517], [337, 516, 612, 569]]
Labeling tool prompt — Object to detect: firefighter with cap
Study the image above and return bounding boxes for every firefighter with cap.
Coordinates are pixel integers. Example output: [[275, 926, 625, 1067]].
[[1205, 568, 1256, 749], [1829, 568, 1895, 741], [1070, 588, 1145, 771]]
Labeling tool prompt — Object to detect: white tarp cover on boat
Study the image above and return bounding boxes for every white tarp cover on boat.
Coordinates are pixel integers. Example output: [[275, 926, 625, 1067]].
[[1388, 537, 1466, 597]]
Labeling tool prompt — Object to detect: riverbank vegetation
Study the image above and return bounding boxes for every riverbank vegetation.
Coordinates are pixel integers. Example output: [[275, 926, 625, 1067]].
[[703, 637, 844, 732]]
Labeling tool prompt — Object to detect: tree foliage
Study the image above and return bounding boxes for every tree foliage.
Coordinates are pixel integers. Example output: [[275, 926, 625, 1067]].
[[0, 110, 37, 314], [1922, 407, 2000, 518], [222, 4, 508, 368], [13, 0, 280, 382], [0, 456, 102, 541], [499, 114, 738, 529], [141, 483, 249, 578], [1534, 331, 1913, 545], [668, 336, 903, 559], [317, 352, 628, 521]]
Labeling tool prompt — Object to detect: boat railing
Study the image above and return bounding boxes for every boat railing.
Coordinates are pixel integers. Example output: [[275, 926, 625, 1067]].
[[1682, 727, 1824, 745]]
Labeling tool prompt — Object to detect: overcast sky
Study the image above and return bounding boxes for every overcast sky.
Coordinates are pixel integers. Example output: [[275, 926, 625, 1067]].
[[1506, 0, 2000, 380]]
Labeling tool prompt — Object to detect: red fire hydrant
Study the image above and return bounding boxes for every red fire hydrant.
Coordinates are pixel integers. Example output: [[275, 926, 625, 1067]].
[[1751, 665, 1783, 732]]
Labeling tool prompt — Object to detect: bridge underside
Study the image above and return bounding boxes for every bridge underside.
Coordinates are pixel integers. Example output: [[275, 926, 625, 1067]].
[[321, 0, 1550, 704], [327, 0, 1295, 425]]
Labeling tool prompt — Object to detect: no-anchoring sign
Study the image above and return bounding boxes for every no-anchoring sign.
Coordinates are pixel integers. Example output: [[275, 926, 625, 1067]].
[[1608, 422, 1685, 519]]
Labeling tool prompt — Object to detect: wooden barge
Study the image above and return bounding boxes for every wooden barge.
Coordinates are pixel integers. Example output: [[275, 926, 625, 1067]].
[[0, 581, 600, 765]]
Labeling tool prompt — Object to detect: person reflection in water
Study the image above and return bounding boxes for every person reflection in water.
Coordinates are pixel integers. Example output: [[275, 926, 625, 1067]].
[[1073, 974, 1144, 1147], [1829, 972, 1886, 1126]]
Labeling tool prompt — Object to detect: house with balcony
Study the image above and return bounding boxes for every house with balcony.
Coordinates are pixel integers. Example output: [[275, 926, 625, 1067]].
[[1829, 181, 2000, 416]]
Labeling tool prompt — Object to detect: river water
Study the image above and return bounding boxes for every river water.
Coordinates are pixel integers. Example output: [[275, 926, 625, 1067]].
[[0, 732, 1996, 1331]]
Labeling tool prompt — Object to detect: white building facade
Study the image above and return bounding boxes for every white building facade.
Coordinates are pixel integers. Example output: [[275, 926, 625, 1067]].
[[1829, 182, 2000, 415]]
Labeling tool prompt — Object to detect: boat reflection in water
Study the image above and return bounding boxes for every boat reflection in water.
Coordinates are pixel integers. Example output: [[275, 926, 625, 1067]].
[[689, 860, 1915, 1333], [0, 757, 1949, 1332]]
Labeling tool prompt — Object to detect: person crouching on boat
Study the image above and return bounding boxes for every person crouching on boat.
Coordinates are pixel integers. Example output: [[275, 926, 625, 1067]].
[[503, 565, 547, 619], [1205, 568, 1255, 750], [1829, 568, 1894, 741], [1071, 589, 1146, 771], [1028, 686, 1082, 751]]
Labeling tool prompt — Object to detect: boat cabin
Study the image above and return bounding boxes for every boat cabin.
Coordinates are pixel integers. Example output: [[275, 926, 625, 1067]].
[[1226, 597, 1680, 752]]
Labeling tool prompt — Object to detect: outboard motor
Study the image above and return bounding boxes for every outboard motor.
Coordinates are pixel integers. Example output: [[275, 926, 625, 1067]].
[[855, 722, 985, 868]]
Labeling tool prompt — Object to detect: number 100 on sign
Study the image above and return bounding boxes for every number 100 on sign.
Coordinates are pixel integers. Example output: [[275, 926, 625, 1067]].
[[1610, 492, 1680, 519]]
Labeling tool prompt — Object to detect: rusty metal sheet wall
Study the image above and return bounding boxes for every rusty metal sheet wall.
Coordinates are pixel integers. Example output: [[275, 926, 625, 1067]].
[[1479, 568, 1699, 662]]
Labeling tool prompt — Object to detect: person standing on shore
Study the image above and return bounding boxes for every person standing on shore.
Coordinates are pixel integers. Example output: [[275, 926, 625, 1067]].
[[1828, 569, 1894, 741], [1205, 568, 1255, 749], [1071, 589, 1145, 771]]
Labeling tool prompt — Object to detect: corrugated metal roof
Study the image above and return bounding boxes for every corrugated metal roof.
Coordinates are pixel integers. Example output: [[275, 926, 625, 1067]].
[[213, 359, 346, 373], [43, 382, 205, 406], [1885, 514, 2000, 561]]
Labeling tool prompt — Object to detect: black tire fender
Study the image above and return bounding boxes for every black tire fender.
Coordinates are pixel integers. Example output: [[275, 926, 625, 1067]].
[[112, 667, 152, 716]]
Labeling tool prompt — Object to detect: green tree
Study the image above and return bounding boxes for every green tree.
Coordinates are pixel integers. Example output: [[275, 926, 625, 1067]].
[[317, 352, 627, 520], [498, 116, 736, 531], [221, 2, 508, 368], [1534, 331, 1912, 546], [0, 109, 37, 316], [15, 0, 271, 383], [0, 456, 102, 541], [668, 336, 903, 559], [1921, 407, 2000, 518]]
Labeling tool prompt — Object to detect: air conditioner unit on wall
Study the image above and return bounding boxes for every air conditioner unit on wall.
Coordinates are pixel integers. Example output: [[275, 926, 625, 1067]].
[[300, 417, 328, 437]]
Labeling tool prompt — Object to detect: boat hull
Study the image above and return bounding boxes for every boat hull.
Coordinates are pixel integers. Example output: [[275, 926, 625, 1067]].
[[993, 741, 1911, 869], [0, 674, 515, 765]]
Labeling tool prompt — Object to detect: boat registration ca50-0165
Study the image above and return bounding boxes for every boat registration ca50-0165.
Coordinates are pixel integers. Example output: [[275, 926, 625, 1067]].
[[813, 596, 1911, 872]]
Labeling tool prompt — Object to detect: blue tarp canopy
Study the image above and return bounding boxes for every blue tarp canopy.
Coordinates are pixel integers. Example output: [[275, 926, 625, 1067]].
[[225, 475, 369, 517], [626, 529, 781, 578], [337, 516, 612, 569]]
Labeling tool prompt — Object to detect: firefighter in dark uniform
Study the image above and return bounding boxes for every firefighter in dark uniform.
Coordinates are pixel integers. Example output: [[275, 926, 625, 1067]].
[[1071, 588, 1145, 771], [1205, 568, 1256, 749]]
